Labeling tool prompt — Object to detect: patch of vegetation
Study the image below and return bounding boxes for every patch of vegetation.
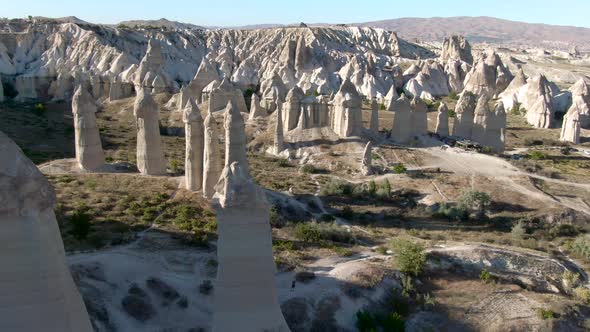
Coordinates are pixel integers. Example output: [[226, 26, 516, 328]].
[[435, 202, 469, 221], [356, 310, 405, 332], [320, 178, 392, 200], [392, 239, 426, 276], [479, 269, 495, 284], [448, 91, 459, 100], [573, 286, 590, 304], [528, 150, 548, 160], [69, 207, 92, 240], [511, 221, 527, 239], [300, 164, 323, 174], [392, 163, 407, 174], [537, 308, 555, 320], [32, 103, 46, 115], [571, 235, 590, 263], [448, 109, 456, 118], [292, 222, 353, 244], [458, 189, 491, 219], [199, 280, 213, 295]]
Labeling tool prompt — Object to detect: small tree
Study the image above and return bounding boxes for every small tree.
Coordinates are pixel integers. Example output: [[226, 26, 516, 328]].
[[458, 189, 491, 219], [511, 221, 526, 239], [392, 239, 426, 276], [392, 163, 407, 174]]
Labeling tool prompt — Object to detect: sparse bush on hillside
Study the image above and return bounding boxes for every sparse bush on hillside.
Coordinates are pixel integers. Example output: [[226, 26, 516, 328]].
[[392, 163, 407, 174], [293, 221, 353, 244], [528, 151, 548, 160], [571, 235, 590, 262], [537, 308, 555, 320], [321, 178, 392, 200], [511, 221, 527, 239], [69, 207, 92, 240], [447, 109, 456, 118], [448, 91, 459, 100], [458, 189, 491, 219], [392, 239, 426, 276], [573, 286, 590, 304], [436, 202, 469, 221]]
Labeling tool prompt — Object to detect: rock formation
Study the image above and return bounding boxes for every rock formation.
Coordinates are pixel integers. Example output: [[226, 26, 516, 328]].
[[135, 39, 175, 92], [260, 73, 287, 113], [410, 96, 429, 136], [189, 58, 219, 103], [0, 131, 93, 332], [384, 85, 399, 109], [441, 35, 473, 64], [435, 102, 449, 137], [248, 94, 266, 120], [404, 62, 449, 100], [391, 94, 413, 143], [274, 104, 285, 154], [208, 78, 248, 114], [445, 59, 470, 92], [569, 78, 590, 128], [463, 52, 512, 98], [211, 161, 290, 332], [472, 95, 491, 144], [370, 98, 379, 132], [499, 67, 527, 111], [283, 87, 304, 131], [487, 102, 507, 153], [203, 107, 222, 199], [560, 106, 581, 144], [224, 100, 249, 173], [71, 85, 105, 171], [331, 79, 363, 138], [134, 88, 167, 175], [361, 141, 373, 175], [452, 92, 478, 138], [183, 98, 204, 191]]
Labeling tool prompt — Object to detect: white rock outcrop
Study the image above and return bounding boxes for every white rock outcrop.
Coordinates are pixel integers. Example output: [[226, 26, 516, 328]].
[[560, 107, 581, 144], [274, 104, 285, 154], [441, 35, 473, 65], [391, 94, 413, 143], [435, 102, 449, 137], [72, 85, 105, 171], [361, 141, 373, 175], [487, 102, 507, 153], [569, 78, 590, 128], [211, 161, 290, 332], [183, 98, 204, 191], [208, 78, 248, 114], [410, 96, 429, 136], [331, 79, 363, 138], [0, 131, 93, 332], [283, 87, 304, 131], [203, 108, 222, 199], [404, 62, 450, 100], [134, 88, 167, 175], [248, 94, 266, 120], [189, 58, 219, 103], [463, 52, 512, 98], [499, 67, 527, 111], [224, 100, 249, 173], [452, 92, 477, 138]]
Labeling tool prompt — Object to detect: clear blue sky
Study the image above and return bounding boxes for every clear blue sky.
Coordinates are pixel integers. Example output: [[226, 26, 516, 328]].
[[4, 0, 589, 28]]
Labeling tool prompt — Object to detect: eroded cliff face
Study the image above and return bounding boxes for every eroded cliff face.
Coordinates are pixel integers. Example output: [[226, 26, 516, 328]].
[[0, 19, 434, 101]]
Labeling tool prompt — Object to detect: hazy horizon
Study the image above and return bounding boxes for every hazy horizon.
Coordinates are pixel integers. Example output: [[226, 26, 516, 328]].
[[4, 0, 590, 29]]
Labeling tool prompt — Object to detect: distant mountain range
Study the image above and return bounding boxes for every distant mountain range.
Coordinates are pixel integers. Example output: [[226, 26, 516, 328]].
[[23, 16, 590, 50]]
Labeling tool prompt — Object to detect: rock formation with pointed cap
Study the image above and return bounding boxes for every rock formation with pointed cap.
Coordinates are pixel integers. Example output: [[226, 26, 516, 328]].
[[203, 109, 222, 199], [472, 95, 491, 144], [134, 88, 167, 175], [183, 98, 204, 191], [248, 94, 266, 120], [370, 98, 379, 132], [208, 78, 248, 114], [384, 85, 399, 109], [452, 92, 477, 139], [487, 101, 507, 153], [283, 86, 304, 130], [410, 96, 428, 136], [135, 39, 174, 92], [361, 141, 373, 176], [331, 79, 362, 138], [499, 67, 527, 111], [189, 57, 219, 103], [560, 106, 581, 144], [391, 94, 413, 143], [224, 100, 249, 173], [569, 78, 590, 128], [441, 35, 473, 65], [211, 161, 290, 332], [0, 131, 94, 332], [72, 85, 105, 171], [435, 102, 449, 137]]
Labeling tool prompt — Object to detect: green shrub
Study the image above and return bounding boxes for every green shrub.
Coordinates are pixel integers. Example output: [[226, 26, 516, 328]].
[[447, 109, 456, 118], [356, 311, 378, 332], [573, 286, 590, 304], [69, 208, 92, 240], [458, 190, 491, 219], [293, 222, 352, 244], [392, 239, 426, 276], [448, 91, 459, 100], [537, 308, 555, 320], [436, 202, 469, 221], [32, 103, 46, 115], [480, 269, 494, 284], [300, 164, 319, 174], [379, 312, 405, 332], [571, 235, 590, 262], [511, 221, 527, 239], [277, 159, 290, 167], [528, 151, 548, 160], [169, 159, 180, 174], [392, 163, 407, 174]]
